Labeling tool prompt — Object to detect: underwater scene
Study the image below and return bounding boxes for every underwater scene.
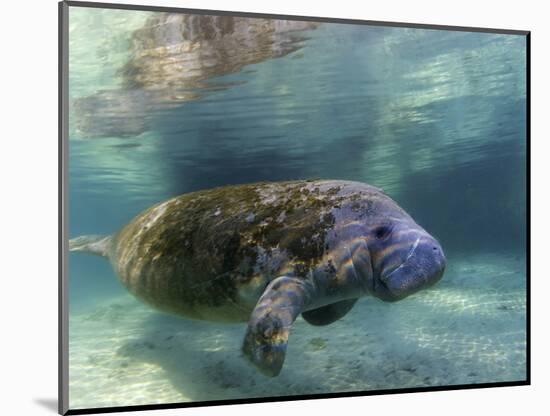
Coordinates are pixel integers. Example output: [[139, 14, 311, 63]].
[[66, 6, 527, 410]]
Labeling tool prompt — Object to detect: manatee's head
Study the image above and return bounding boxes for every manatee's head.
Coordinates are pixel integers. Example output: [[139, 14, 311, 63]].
[[367, 218, 446, 302]]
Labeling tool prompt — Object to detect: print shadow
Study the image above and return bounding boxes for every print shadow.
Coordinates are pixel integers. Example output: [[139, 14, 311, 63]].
[[33, 398, 57, 413]]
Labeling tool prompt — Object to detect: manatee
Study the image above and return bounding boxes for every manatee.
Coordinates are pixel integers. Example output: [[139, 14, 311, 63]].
[[70, 180, 445, 376]]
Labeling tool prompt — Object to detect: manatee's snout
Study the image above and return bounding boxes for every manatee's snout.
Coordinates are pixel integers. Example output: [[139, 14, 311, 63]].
[[376, 234, 445, 301]]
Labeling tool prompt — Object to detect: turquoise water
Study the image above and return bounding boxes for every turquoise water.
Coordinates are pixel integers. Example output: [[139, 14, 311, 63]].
[[67, 6, 527, 410]]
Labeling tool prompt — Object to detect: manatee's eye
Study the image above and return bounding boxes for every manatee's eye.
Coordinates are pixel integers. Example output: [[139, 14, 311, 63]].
[[374, 225, 392, 240]]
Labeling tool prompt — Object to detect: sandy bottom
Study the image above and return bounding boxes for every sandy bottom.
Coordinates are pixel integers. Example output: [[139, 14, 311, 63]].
[[68, 252, 526, 410]]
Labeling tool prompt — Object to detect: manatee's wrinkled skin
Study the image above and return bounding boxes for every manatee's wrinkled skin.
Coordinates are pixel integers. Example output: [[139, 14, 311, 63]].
[[70, 180, 446, 376], [74, 14, 319, 138]]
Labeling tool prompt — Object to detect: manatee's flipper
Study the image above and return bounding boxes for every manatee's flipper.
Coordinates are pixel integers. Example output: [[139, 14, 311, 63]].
[[301, 298, 358, 326], [69, 235, 112, 257], [242, 276, 316, 377]]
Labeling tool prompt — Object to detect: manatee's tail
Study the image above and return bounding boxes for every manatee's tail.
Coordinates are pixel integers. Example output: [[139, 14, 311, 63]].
[[69, 235, 112, 257]]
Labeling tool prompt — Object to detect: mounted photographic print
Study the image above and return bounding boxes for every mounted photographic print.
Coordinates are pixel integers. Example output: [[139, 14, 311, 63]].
[[59, 1, 530, 414]]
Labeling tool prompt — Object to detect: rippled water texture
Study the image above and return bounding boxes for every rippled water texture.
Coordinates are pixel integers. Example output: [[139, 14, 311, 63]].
[[67, 6, 527, 410]]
